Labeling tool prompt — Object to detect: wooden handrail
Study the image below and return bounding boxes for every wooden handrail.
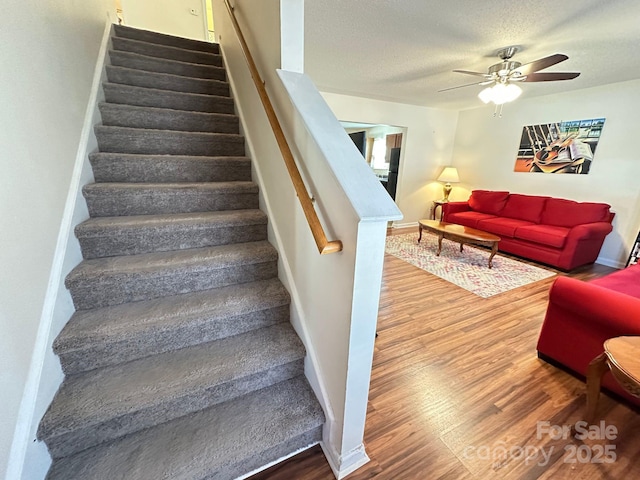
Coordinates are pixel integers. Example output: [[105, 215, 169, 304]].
[[223, 0, 342, 255]]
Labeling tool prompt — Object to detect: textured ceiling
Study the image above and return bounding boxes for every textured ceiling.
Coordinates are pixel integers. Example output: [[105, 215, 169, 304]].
[[304, 0, 640, 110]]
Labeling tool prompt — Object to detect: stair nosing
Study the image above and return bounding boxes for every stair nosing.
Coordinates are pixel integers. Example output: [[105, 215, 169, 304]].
[[105, 64, 230, 89]]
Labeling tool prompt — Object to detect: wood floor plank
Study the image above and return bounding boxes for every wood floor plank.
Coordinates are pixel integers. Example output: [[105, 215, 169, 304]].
[[249, 227, 636, 479]]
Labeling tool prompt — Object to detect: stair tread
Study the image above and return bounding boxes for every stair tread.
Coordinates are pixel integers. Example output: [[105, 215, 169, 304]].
[[98, 102, 239, 133], [103, 82, 232, 102], [89, 152, 249, 163], [83, 181, 258, 194], [76, 209, 267, 237], [46, 376, 323, 480], [54, 278, 288, 354], [105, 65, 230, 95], [94, 124, 242, 139], [109, 50, 226, 80], [112, 36, 223, 66], [114, 24, 219, 54], [88, 153, 252, 183], [98, 101, 238, 119], [66, 241, 276, 283], [39, 323, 305, 439]]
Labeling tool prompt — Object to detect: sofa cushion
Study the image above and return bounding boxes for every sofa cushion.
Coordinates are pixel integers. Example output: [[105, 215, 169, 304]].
[[591, 264, 640, 299], [447, 211, 496, 229], [477, 217, 533, 238], [501, 194, 549, 223], [468, 190, 510, 215], [514, 224, 570, 249], [540, 198, 611, 228]]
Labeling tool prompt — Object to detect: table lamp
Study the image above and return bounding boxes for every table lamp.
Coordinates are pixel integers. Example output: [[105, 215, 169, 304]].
[[437, 167, 460, 202]]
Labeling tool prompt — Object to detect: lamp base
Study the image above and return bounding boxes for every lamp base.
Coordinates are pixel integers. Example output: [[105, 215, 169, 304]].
[[441, 183, 453, 202]]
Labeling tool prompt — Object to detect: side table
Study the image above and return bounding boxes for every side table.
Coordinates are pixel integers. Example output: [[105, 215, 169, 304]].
[[432, 200, 448, 221], [585, 336, 640, 422]]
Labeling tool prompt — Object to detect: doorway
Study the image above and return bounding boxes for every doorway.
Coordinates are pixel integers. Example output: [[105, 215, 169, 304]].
[[342, 122, 406, 201]]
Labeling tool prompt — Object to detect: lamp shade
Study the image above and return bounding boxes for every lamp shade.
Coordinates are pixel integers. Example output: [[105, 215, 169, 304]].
[[437, 167, 460, 184]]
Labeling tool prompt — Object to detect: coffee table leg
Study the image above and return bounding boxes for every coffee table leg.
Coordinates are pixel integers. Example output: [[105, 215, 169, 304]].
[[488, 242, 498, 269], [460, 243, 464, 252], [418, 224, 423, 243], [436, 234, 443, 256]]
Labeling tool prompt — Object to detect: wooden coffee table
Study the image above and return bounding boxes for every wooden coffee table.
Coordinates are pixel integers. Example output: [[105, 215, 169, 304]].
[[585, 336, 640, 422], [417, 219, 501, 268]]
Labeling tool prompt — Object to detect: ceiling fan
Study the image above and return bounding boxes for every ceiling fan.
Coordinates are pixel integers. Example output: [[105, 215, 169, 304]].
[[440, 47, 580, 106]]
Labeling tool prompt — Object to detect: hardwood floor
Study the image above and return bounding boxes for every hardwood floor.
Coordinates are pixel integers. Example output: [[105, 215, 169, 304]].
[[251, 228, 639, 480]]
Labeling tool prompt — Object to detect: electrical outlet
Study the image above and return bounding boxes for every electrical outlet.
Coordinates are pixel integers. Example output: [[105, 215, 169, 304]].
[[189, 8, 199, 16]]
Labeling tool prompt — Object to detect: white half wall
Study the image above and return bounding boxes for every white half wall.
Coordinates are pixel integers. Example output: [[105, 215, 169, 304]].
[[452, 79, 640, 267], [120, 0, 207, 40], [0, 2, 115, 479], [320, 93, 459, 227]]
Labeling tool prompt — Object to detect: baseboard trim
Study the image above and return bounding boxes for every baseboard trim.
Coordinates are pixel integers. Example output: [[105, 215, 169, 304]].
[[4, 19, 114, 480], [321, 442, 370, 480], [391, 221, 418, 229], [595, 256, 624, 269]]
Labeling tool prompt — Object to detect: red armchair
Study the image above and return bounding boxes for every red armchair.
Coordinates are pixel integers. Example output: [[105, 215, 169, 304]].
[[537, 264, 640, 406]]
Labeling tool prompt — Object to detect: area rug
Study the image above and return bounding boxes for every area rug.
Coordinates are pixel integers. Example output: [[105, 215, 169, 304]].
[[385, 233, 556, 298]]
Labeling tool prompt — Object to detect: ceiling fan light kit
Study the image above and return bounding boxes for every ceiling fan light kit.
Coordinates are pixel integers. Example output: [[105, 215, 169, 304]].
[[478, 82, 522, 105], [441, 46, 580, 112]]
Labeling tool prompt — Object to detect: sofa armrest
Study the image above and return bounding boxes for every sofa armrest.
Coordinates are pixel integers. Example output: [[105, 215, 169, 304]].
[[566, 222, 613, 243], [556, 222, 614, 270], [548, 276, 640, 333], [442, 201, 470, 220]]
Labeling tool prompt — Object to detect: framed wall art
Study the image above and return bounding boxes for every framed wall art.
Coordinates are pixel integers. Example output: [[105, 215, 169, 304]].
[[627, 231, 640, 267], [514, 118, 605, 174]]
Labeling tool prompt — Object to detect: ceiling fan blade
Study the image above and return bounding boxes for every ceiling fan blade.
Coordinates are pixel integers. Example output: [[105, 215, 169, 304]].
[[515, 54, 568, 75], [522, 72, 580, 82], [438, 81, 488, 92], [453, 69, 491, 78]]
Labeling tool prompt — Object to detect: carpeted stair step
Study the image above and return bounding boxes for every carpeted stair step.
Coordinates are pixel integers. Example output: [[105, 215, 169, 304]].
[[112, 36, 223, 67], [95, 125, 245, 156], [38, 323, 306, 459], [103, 83, 235, 114], [114, 24, 220, 54], [89, 153, 251, 183], [105, 65, 230, 96], [65, 241, 277, 310], [76, 209, 267, 258], [45, 376, 324, 480], [54, 278, 290, 374], [83, 182, 258, 217], [109, 50, 226, 81], [98, 103, 239, 134]]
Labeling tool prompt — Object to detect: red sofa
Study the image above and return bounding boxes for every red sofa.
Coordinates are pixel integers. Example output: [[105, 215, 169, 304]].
[[537, 265, 640, 407], [442, 190, 614, 270]]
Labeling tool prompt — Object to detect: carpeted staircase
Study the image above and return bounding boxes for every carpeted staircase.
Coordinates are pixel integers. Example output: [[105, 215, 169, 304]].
[[37, 25, 324, 479]]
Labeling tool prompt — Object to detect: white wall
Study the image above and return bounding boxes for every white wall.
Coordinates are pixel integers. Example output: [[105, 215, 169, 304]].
[[452, 79, 640, 267], [321, 93, 459, 226], [121, 0, 207, 40], [0, 1, 115, 478]]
